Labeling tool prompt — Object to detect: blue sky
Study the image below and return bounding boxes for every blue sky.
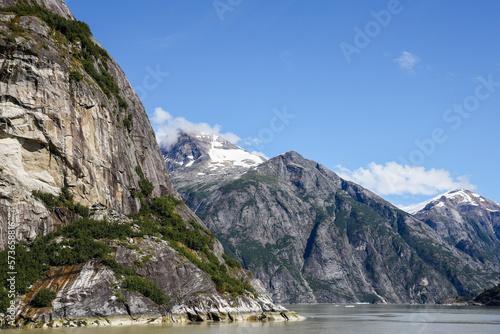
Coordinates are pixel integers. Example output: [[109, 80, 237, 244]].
[[66, 0, 500, 206]]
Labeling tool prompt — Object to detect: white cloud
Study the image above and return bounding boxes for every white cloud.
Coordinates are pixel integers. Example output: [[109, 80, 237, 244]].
[[279, 50, 293, 67], [336, 162, 476, 196], [251, 151, 269, 159], [394, 51, 420, 74], [151, 107, 172, 124], [151, 107, 241, 149]]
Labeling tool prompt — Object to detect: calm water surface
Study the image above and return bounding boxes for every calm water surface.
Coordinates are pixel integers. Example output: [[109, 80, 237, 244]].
[[12, 304, 500, 334]]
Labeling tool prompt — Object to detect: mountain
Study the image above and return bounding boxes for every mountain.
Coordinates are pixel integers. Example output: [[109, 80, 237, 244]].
[[164, 135, 500, 304], [163, 132, 266, 184], [163, 132, 268, 210], [403, 189, 500, 267], [0, 1, 295, 327], [401, 189, 500, 215]]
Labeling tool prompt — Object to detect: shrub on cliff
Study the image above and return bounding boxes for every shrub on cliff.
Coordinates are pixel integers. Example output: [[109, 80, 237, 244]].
[[31, 288, 57, 308]]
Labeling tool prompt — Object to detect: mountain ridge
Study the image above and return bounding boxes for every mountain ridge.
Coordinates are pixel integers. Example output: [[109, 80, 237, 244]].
[[164, 137, 500, 304], [401, 189, 500, 215]]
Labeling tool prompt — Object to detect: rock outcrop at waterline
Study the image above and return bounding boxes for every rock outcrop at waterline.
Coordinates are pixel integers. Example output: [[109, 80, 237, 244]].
[[0, 0, 294, 327], [13, 238, 293, 328]]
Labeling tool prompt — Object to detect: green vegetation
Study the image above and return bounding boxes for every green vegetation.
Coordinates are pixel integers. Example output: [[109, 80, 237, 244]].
[[32, 186, 90, 217], [118, 96, 129, 110], [333, 194, 385, 239], [179, 183, 218, 205], [455, 239, 488, 263], [303, 206, 328, 260], [113, 292, 126, 303], [474, 284, 500, 306], [7, 20, 26, 34], [222, 253, 242, 269], [0, 289, 9, 311], [30, 288, 57, 308], [69, 70, 84, 82], [123, 112, 133, 132], [0, 195, 252, 311], [1, 1, 131, 128], [171, 242, 253, 297], [135, 196, 253, 297], [139, 177, 154, 197], [5, 35, 16, 45], [1, 2, 107, 57], [32, 190, 63, 208], [122, 276, 167, 305], [0, 217, 162, 311], [220, 236, 304, 292], [131, 166, 154, 198], [220, 171, 278, 194], [358, 292, 382, 304], [74, 203, 90, 217]]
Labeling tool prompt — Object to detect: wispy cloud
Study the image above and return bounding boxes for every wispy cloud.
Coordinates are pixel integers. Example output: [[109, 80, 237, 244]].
[[142, 31, 188, 49], [251, 151, 269, 159], [336, 162, 475, 196], [151, 107, 240, 149], [279, 50, 293, 67], [394, 51, 420, 74]]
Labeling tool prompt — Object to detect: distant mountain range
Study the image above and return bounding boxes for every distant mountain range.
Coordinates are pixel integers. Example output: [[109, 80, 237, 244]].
[[163, 133, 500, 304]]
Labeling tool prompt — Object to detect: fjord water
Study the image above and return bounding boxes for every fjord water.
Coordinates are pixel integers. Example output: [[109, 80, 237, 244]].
[[14, 304, 500, 333]]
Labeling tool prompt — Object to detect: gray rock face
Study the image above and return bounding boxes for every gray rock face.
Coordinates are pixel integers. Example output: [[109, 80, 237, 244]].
[[0, 0, 177, 250], [410, 189, 500, 268], [165, 137, 500, 303]]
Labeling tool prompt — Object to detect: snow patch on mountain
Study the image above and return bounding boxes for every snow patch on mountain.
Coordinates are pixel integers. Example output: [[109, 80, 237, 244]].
[[207, 136, 266, 170], [400, 189, 490, 214], [164, 133, 267, 179], [400, 197, 436, 215]]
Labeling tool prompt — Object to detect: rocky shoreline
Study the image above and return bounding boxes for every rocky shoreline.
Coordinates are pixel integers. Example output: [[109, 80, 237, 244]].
[[2, 311, 305, 329]]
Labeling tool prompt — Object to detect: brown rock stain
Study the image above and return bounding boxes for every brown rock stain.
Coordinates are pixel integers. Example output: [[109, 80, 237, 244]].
[[20, 263, 85, 318]]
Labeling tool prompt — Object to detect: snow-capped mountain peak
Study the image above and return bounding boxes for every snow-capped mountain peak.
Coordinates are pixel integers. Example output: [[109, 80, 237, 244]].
[[162, 132, 266, 177], [400, 189, 499, 214]]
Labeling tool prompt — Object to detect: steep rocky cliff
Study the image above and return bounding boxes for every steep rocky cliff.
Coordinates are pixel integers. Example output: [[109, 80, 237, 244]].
[[165, 135, 500, 304], [0, 1, 295, 328], [0, 0, 178, 249]]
